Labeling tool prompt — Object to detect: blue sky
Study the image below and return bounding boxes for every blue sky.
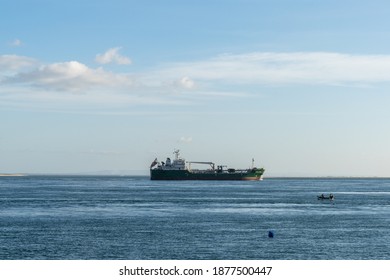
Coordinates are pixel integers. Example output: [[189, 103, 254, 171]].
[[2, 0, 390, 176]]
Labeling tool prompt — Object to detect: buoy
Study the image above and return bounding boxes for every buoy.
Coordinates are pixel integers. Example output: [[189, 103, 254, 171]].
[[268, 231, 274, 238]]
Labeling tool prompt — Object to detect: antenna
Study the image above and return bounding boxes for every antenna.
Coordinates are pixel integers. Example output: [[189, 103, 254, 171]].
[[173, 149, 180, 160]]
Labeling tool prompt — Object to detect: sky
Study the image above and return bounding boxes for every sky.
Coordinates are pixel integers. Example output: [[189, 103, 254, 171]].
[[2, 0, 390, 176]]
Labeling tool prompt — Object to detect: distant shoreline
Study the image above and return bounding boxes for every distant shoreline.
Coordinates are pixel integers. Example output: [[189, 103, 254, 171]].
[[0, 174, 26, 177]]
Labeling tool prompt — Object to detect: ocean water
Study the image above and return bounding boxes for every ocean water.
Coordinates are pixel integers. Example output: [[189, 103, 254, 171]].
[[0, 176, 389, 260]]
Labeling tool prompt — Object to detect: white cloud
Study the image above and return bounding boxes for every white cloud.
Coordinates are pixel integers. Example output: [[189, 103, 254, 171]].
[[0, 55, 37, 71], [10, 39, 22, 47], [156, 52, 390, 86], [6, 60, 133, 91], [95, 47, 132, 65], [178, 76, 195, 89], [178, 136, 193, 143]]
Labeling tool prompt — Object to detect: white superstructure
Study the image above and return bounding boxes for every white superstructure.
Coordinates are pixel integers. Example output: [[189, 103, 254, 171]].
[[158, 150, 186, 170]]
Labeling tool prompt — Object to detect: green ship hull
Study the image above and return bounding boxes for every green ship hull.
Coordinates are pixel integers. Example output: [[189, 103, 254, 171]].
[[150, 150, 265, 181], [150, 168, 265, 181]]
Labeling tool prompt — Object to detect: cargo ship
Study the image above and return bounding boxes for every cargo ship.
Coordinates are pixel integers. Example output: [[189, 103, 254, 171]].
[[150, 150, 265, 180]]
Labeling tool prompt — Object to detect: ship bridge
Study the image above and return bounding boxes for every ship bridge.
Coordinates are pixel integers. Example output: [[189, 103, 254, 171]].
[[152, 149, 186, 170]]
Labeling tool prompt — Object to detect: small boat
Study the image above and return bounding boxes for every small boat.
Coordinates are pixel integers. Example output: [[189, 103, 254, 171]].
[[317, 194, 335, 200]]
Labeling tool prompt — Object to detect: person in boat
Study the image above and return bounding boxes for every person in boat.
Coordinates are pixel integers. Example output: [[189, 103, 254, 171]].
[[329, 194, 334, 199], [320, 194, 325, 199]]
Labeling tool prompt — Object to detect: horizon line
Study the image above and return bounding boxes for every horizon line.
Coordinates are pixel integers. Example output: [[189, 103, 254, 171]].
[[2, 173, 390, 179]]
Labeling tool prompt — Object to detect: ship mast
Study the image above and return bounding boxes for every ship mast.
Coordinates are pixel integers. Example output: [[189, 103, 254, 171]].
[[173, 149, 180, 160]]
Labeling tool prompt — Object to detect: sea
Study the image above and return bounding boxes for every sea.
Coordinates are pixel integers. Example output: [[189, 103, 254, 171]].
[[0, 176, 389, 260]]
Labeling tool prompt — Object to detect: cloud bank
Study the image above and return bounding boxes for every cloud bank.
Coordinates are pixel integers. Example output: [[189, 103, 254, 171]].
[[2, 51, 390, 110], [158, 52, 390, 86]]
